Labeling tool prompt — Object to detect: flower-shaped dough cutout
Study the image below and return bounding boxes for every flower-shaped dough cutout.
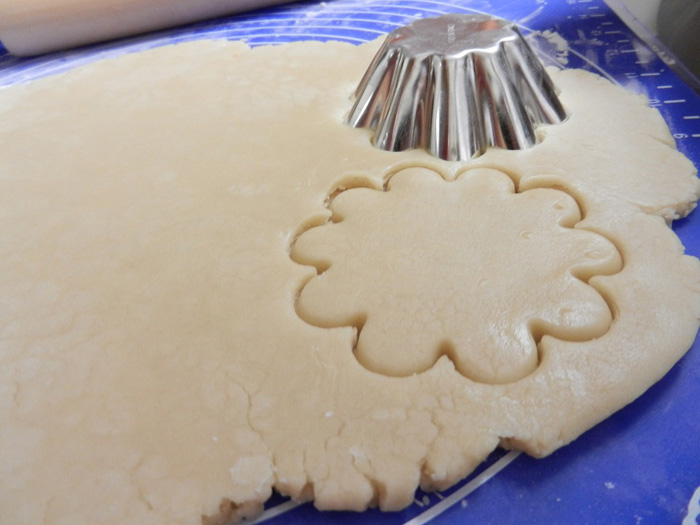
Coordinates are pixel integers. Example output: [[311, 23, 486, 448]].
[[292, 167, 622, 384]]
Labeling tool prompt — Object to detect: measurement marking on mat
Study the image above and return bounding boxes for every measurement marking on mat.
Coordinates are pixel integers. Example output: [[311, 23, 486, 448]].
[[251, 500, 302, 524], [640, 72, 660, 76], [658, 85, 673, 89], [664, 99, 686, 104], [683, 115, 700, 119], [403, 451, 522, 525], [601, 21, 614, 25], [692, 134, 700, 138], [589, 13, 606, 17], [620, 49, 637, 53], [604, 30, 622, 34]]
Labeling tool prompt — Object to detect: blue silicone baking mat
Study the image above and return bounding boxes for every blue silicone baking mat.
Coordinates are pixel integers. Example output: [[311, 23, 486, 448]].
[[1, 1, 698, 523]]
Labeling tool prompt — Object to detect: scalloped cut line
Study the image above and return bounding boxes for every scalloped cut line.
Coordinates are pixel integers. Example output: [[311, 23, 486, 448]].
[[290, 166, 624, 385]]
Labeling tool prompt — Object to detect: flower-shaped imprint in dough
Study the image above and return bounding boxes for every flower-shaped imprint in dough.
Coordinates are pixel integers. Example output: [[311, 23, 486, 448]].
[[292, 167, 622, 384]]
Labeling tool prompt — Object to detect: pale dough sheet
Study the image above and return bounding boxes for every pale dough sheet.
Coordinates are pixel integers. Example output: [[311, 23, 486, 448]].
[[0, 39, 699, 523]]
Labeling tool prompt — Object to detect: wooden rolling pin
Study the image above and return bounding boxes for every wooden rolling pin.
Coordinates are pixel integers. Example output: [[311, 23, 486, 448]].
[[0, 0, 296, 56]]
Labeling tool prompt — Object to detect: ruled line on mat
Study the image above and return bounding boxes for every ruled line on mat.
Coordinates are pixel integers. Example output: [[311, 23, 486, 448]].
[[403, 451, 522, 525], [252, 500, 303, 524]]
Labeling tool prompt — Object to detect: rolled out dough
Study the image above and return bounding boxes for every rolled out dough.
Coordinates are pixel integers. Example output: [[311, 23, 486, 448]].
[[0, 38, 699, 523]]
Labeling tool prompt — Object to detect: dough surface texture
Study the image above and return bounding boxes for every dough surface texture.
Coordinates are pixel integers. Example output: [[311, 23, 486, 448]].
[[0, 38, 699, 523]]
